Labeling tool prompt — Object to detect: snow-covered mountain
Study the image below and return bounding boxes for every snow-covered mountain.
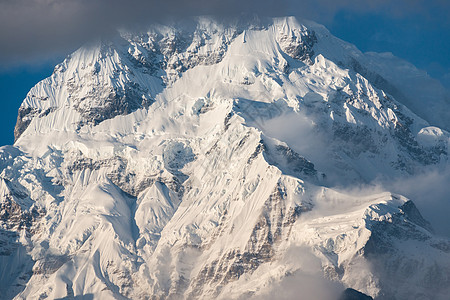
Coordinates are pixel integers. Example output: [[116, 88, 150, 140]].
[[1, 16, 450, 300]]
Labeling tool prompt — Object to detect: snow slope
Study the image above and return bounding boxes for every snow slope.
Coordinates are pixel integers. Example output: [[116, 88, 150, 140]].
[[1, 16, 449, 300]]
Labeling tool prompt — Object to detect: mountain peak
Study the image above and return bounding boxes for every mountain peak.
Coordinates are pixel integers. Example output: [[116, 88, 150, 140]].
[[2, 16, 450, 300]]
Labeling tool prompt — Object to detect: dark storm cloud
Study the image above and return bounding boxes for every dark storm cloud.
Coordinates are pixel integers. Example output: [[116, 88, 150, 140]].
[[0, 0, 449, 65], [0, 0, 285, 65]]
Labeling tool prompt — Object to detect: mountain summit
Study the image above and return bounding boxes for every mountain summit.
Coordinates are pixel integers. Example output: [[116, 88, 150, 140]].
[[1, 16, 449, 299]]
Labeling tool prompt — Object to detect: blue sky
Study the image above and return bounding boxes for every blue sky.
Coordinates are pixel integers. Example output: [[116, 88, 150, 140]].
[[0, 65, 56, 145], [0, 1, 449, 146], [330, 10, 450, 86]]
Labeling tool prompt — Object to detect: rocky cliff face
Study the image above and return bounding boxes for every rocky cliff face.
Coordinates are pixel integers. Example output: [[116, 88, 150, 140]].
[[1, 16, 450, 299]]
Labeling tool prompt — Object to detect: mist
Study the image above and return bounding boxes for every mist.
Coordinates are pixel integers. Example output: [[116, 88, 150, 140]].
[[258, 108, 450, 238], [1, 0, 449, 67], [249, 247, 344, 300], [381, 166, 450, 238]]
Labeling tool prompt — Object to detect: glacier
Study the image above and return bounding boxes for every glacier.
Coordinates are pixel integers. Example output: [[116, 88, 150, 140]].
[[1, 16, 449, 299]]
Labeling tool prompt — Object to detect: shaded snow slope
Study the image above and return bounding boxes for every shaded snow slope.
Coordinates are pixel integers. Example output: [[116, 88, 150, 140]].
[[1, 16, 449, 300]]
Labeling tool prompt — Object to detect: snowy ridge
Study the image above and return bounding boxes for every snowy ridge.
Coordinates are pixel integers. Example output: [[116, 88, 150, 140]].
[[1, 16, 450, 299]]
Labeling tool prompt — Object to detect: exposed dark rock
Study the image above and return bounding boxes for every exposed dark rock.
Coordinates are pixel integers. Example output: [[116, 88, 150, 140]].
[[68, 154, 187, 202], [0, 179, 45, 232], [392, 117, 442, 168], [14, 105, 58, 142], [247, 141, 265, 164], [163, 141, 196, 171], [39, 107, 57, 118], [400, 201, 433, 232], [124, 23, 241, 85], [264, 143, 317, 178], [14, 106, 40, 141], [342, 58, 402, 104], [32, 255, 71, 275], [431, 241, 450, 253], [364, 201, 433, 256], [188, 183, 312, 298], [278, 29, 317, 63], [68, 156, 147, 197], [358, 200, 450, 299], [73, 84, 154, 126], [0, 227, 34, 299], [339, 288, 373, 300], [224, 112, 233, 131], [333, 124, 379, 157]]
